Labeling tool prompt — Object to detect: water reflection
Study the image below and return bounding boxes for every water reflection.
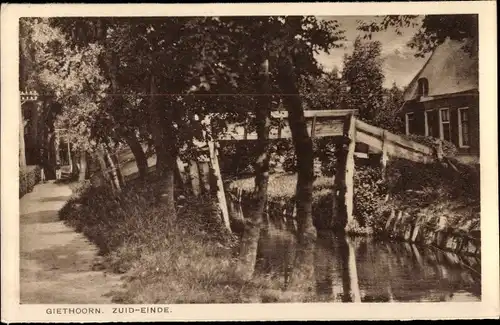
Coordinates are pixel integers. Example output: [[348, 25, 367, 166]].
[[255, 228, 481, 303]]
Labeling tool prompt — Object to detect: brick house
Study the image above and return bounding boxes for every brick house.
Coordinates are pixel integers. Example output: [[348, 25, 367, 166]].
[[402, 38, 479, 160]]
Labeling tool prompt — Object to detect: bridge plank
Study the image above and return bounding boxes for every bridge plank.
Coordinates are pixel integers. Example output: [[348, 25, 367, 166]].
[[355, 119, 433, 155], [356, 130, 436, 164]]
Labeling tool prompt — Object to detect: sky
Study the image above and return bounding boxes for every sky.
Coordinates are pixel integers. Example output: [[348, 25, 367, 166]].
[[314, 16, 430, 89]]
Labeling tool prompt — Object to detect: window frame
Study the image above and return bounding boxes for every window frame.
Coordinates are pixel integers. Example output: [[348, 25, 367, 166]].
[[417, 78, 429, 97], [405, 112, 414, 135], [439, 108, 451, 142], [424, 109, 434, 137], [457, 107, 470, 148]]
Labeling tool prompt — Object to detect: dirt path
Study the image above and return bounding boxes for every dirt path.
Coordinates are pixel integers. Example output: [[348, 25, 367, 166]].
[[20, 181, 123, 304]]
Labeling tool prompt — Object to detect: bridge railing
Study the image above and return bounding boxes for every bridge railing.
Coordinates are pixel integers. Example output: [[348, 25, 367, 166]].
[[354, 118, 441, 165]]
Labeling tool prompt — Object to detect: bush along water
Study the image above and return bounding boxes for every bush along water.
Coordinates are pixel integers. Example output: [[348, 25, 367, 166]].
[[348, 157, 481, 257]]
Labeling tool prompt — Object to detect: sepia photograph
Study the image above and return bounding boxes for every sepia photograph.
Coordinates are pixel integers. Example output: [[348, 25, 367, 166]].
[[2, 2, 498, 322]]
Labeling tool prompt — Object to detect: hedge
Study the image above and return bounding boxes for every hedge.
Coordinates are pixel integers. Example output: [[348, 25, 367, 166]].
[[19, 165, 41, 198]]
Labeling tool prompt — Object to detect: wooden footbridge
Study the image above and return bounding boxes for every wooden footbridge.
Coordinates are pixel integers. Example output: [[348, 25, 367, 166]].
[[177, 109, 445, 233]]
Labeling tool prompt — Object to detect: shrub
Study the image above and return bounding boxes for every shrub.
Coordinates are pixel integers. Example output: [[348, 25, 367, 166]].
[[404, 134, 458, 157], [353, 166, 387, 228], [386, 158, 480, 201], [19, 165, 41, 197], [315, 137, 337, 177], [68, 179, 93, 196]]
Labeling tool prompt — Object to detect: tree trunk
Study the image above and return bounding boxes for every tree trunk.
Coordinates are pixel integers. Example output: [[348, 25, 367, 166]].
[[29, 102, 41, 165], [148, 74, 168, 174], [19, 105, 26, 168], [277, 52, 317, 281], [54, 133, 61, 164], [78, 149, 88, 181], [148, 74, 177, 219], [277, 54, 317, 244], [236, 55, 272, 281], [19, 22, 28, 168], [123, 130, 148, 179], [70, 145, 79, 178]]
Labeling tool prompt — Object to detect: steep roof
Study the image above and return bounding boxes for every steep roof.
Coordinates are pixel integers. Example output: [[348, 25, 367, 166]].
[[403, 38, 478, 101]]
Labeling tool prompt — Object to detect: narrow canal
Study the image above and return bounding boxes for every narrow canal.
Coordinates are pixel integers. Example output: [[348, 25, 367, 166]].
[[255, 229, 481, 302]]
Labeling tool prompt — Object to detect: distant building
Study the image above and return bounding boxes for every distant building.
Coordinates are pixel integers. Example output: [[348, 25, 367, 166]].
[[402, 38, 479, 159]]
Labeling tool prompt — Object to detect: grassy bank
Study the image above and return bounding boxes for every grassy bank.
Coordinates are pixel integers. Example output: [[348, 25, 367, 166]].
[[59, 174, 317, 303], [369, 158, 481, 252]]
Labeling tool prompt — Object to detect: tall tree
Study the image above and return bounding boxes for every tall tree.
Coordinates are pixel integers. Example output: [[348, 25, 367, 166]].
[[374, 83, 405, 133], [19, 18, 106, 173], [236, 52, 272, 280], [205, 16, 345, 277], [342, 37, 385, 123], [300, 67, 347, 111], [269, 17, 344, 277]]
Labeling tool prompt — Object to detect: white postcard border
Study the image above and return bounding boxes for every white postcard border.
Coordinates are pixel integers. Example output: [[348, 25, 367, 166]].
[[2, 1, 498, 322]]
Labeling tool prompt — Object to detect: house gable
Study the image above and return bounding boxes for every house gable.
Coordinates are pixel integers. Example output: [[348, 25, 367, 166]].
[[404, 38, 478, 102]]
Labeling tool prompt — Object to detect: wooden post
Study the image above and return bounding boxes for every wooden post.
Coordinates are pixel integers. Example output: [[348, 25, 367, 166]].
[[105, 149, 121, 191], [385, 209, 396, 230], [199, 159, 211, 195], [96, 148, 110, 185], [332, 114, 357, 231], [243, 117, 248, 140], [392, 210, 403, 234], [188, 159, 201, 197], [380, 130, 389, 180], [67, 138, 73, 174], [113, 152, 125, 186], [208, 141, 231, 232], [344, 114, 357, 228], [277, 112, 283, 139], [310, 115, 317, 139], [176, 157, 189, 187]]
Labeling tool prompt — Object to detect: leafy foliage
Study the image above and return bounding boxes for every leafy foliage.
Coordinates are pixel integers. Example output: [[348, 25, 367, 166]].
[[375, 84, 405, 133], [341, 37, 385, 123], [353, 166, 387, 228], [20, 18, 111, 152], [299, 67, 347, 111], [403, 134, 458, 157], [357, 14, 478, 57], [19, 165, 41, 197]]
